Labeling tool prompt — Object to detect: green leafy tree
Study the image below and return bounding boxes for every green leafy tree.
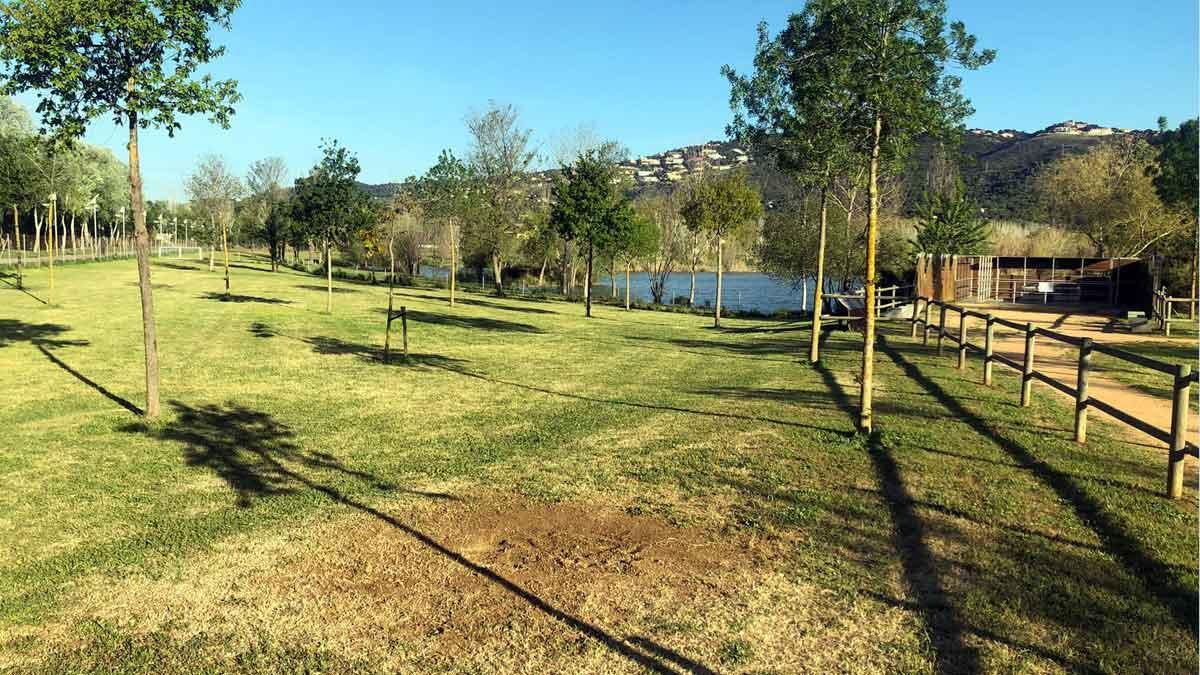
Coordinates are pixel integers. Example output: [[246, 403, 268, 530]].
[[551, 145, 630, 318], [292, 139, 368, 312], [724, 10, 860, 360], [609, 211, 659, 311], [1035, 136, 1182, 257], [417, 149, 477, 306], [770, 0, 994, 432], [911, 186, 989, 255], [680, 170, 762, 327], [0, 0, 242, 418], [1151, 117, 1199, 303]]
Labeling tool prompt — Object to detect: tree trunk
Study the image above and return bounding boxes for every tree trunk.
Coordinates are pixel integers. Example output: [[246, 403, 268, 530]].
[[326, 240, 333, 313], [858, 113, 883, 434], [491, 252, 503, 295], [714, 237, 723, 327], [209, 215, 216, 272], [1191, 247, 1198, 320], [128, 108, 160, 418], [449, 232, 457, 308], [689, 258, 697, 306], [585, 242, 593, 318], [610, 259, 617, 298], [538, 256, 547, 286], [222, 217, 230, 295], [625, 261, 631, 311], [809, 185, 830, 363]]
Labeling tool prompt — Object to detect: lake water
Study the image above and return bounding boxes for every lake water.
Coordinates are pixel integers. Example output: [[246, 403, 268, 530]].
[[420, 266, 841, 314]]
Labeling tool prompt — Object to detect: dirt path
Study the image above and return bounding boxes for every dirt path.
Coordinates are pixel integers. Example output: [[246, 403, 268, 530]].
[[945, 305, 1198, 485]]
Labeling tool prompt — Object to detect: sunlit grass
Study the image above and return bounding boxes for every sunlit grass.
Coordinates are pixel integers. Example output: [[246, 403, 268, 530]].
[[0, 256, 1195, 673]]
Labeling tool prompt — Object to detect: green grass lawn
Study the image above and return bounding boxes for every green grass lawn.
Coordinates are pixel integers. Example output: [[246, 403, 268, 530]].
[[1, 257, 1196, 674]]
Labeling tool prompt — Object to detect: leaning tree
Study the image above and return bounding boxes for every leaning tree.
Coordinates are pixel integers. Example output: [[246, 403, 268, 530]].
[[0, 0, 242, 418]]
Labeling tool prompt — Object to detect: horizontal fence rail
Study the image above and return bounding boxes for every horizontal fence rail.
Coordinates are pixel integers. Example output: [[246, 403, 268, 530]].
[[911, 296, 1196, 499], [1152, 288, 1198, 337]]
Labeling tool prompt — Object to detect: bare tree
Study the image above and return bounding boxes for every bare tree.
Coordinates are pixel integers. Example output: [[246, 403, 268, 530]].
[[186, 154, 243, 294], [638, 190, 686, 304]]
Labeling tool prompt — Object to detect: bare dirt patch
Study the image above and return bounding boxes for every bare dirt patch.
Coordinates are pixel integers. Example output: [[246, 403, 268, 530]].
[[37, 493, 928, 673]]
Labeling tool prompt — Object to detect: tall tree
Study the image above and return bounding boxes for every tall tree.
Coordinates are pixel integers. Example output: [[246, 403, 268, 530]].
[[725, 11, 861, 362], [465, 102, 537, 294], [680, 170, 762, 328], [0, 0, 241, 418], [551, 145, 630, 318], [782, 0, 993, 432], [245, 157, 288, 271], [186, 154, 242, 294], [292, 139, 367, 313]]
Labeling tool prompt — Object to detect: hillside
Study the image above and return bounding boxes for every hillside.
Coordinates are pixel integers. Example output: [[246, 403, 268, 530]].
[[361, 121, 1155, 220]]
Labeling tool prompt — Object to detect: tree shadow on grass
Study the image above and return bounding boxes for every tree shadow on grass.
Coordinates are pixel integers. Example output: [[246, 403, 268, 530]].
[[120, 400, 711, 674], [876, 334, 1198, 636], [37, 344, 142, 415], [400, 292, 557, 315], [376, 308, 545, 334], [152, 262, 200, 271], [811, 358, 980, 674], [295, 284, 359, 294], [0, 272, 49, 304], [198, 291, 291, 305], [0, 319, 74, 348]]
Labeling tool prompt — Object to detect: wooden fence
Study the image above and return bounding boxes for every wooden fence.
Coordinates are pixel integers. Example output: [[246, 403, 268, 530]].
[[823, 284, 914, 320], [911, 296, 1197, 499], [1152, 288, 1198, 337]]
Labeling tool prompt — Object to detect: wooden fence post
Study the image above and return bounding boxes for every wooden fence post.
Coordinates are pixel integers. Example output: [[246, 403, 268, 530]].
[[957, 310, 967, 370], [1021, 322, 1036, 407], [1165, 299, 1173, 337], [923, 300, 932, 346], [1168, 363, 1191, 499], [911, 297, 921, 339], [1074, 337, 1092, 443], [983, 314, 994, 385], [401, 306, 409, 358], [937, 304, 946, 355]]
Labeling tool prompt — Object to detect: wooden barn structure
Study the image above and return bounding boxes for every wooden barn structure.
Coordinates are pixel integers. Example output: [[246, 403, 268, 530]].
[[915, 254, 1152, 308]]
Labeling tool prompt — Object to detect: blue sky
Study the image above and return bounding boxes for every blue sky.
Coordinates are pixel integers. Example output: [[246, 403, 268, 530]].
[[16, 0, 1199, 200]]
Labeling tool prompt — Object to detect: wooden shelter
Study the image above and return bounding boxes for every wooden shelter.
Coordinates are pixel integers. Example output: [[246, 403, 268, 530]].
[[915, 254, 1151, 308]]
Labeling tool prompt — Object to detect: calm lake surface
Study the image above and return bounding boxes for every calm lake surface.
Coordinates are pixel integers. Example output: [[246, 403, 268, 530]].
[[421, 266, 837, 314]]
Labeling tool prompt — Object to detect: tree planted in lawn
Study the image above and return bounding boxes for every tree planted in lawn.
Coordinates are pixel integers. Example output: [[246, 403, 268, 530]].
[[724, 10, 860, 362], [784, 0, 993, 432], [681, 170, 762, 328], [465, 102, 537, 295], [292, 140, 368, 313], [551, 145, 631, 318], [618, 213, 659, 311], [246, 157, 288, 272], [0, 0, 242, 418], [186, 154, 242, 294], [417, 149, 477, 307]]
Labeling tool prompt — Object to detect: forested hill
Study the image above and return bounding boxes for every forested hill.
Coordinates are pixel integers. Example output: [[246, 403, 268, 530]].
[[360, 121, 1156, 220]]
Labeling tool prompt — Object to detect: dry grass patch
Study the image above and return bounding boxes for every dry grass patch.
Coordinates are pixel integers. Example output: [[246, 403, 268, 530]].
[[30, 492, 931, 673]]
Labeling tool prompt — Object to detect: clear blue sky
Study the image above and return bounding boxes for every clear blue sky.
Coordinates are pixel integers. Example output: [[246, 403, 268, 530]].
[[19, 0, 1198, 200]]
